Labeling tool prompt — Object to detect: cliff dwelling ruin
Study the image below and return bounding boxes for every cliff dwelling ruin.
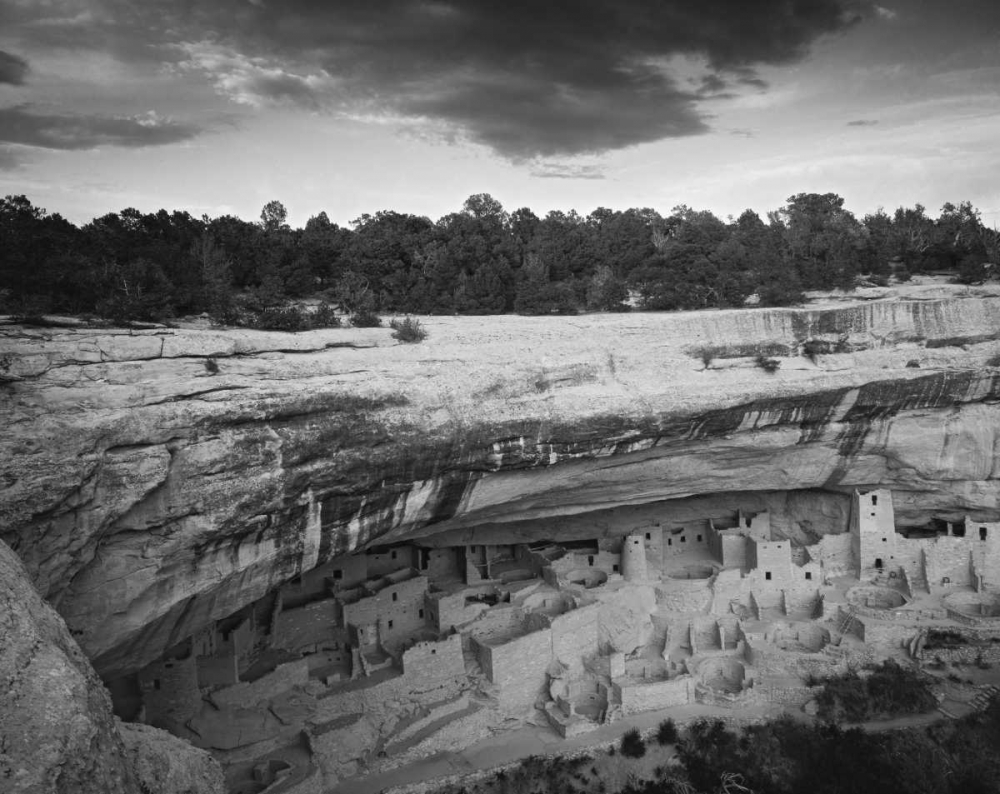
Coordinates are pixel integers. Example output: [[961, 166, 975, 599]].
[[105, 488, 1000, 792]]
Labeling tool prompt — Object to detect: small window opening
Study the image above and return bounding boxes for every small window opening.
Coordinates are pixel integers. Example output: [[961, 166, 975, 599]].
[[875, 558, 883, 569], [882, 537, 887, 543], [697, 534, 702, 542], [645, 532, 651, 541], [667, 538, 672, 546], [805, 572, 812, 580], [333, 569, 343, 580], [431, 649, 436, 655], [392, 592, 398, 602], [588, 555, 595, 566], [388, 620, 393, 629], [981, 527, 988, 541], [418, 609, 424, 619], [954, 525, 966, 538], [872, 495, 878, 506], [680, 536, 687, 543], [391, 550, 397, 560], [613, 564, 620, 573], [153, 679, 161, 690], [765, 571, 772, 580]]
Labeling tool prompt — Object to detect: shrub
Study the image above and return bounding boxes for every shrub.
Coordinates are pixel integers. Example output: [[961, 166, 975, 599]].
[[253, 305, 309, 331], [389, 316, 427, 343], [696, 346, 716, 368], [310, 301, 341, 328], [816, 660, 936, 722], [657, 718, 679, 745], [204, 358, 219, 375], [620, 727, 646, 758], [906, 359, 921, 368], [754, 354, 781, 373], [802, 338, 826, 362], [350, 311, 382, 328]]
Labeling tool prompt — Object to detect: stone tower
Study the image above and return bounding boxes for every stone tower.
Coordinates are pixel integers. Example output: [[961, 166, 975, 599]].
[[850, 488, 896, 577], [621, 533, 648, 582]]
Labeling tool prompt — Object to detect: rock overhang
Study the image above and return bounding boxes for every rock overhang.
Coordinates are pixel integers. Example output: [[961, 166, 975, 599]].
[[4, 290, 1000, 676]]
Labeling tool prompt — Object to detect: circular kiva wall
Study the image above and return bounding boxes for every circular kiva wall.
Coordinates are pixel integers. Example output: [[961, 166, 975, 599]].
[[566, 568, 608, 589], [522, 591, 574, 616], [668, 565, 715, 580], [700, 657, 746, 694], [944, 591, 1000, 619], [846, 586, 907, 610], [769, 622, 830, 653]]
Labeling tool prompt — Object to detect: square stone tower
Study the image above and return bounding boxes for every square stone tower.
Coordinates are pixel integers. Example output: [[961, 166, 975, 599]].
[[850, 488, 896, 577]]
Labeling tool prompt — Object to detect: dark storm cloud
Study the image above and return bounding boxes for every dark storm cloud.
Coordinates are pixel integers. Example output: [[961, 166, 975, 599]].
[[0, 105, 202, 150], [847, 119, 880, 126], [12, 0, 865, 158], [0, 50, 29, 85]]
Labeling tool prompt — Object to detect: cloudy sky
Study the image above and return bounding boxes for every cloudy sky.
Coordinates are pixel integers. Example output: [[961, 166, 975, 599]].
[[1, 0, 998, 227]]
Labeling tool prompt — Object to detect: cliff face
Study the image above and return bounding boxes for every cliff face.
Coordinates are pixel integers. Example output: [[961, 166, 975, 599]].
[[0, 538, 224, 794], [4, 288, 1000, 677]]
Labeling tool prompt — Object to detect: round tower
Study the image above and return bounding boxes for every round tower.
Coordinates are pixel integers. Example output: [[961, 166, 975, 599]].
[[621, 533, 648, 582]]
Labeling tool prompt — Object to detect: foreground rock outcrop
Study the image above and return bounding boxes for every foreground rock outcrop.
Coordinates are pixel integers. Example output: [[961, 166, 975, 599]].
[[0, 538, 223, 794], [4, 287, 1000, 677]]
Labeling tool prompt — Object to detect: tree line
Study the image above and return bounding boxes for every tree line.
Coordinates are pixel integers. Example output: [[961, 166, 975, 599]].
[[2, 192, 998, 325]]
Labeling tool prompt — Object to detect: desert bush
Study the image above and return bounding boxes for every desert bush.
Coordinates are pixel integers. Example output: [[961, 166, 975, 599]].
[[389, 316, 427, 343], [350, 311, 382, 327], [802, 338, 826, 362], [815, 660, 936, 722], [204, 358, 219, 375], [906, 359, 922, 368], [620, 727, 646, 758], [695, 346, 716, 368], [310, 301, 341, 328], [657, 718, 679, 745], [754, 354, 781, 373]]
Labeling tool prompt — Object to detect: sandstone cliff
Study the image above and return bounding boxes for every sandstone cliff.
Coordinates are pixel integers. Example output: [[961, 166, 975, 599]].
[[3, 286, 1000, 677], [0, 538, 224, 794]]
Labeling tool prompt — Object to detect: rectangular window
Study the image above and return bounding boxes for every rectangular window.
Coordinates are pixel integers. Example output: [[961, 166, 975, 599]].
[[805, 572, 812, 580], [645, 532, 651, 540], [418, 609, 424, 619], [765, 571, 772, 580], [392, 592, 398, 602], [588, 555, 595, 566], [153, 679, 161, 690], [333, 569, 343, 580], [391, 550, 397, 560], [872, 495, 878, 506], [697, 534, 702, 542], [613, 564, 620, 573], [388, 620, 393, 629], [680, 536, 686, 543], [667, 539, 672, 546]]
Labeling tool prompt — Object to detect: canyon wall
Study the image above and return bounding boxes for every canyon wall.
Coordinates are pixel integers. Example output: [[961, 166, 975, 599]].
[[3, 288, 1000, 677], [0, 537, 224, 794]]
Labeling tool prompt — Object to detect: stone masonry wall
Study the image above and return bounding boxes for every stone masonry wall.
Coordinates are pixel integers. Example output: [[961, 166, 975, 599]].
[[273, 599, 341, 651], [615, 677, 694, 715], [210, 658, 310, 708], [486, 627, 553, 715], [402, 634, 465, 683]]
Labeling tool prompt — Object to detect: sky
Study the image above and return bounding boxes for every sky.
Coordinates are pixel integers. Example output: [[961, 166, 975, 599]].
[[1, 0, 999, 228]]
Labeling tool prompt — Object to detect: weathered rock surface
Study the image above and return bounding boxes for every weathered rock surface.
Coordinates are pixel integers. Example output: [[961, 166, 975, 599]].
[[0, 537, 139, 793], [0, 538, 224, 794], [4, 288, 1000, 677], [117, 721, 226, 794]]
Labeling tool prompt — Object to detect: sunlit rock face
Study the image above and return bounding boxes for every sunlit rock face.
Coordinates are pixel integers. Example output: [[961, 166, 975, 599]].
[[4, 290, 1000, 677]]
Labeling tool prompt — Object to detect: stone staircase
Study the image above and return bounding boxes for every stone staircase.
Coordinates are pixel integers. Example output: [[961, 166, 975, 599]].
[[971, 684, 999, 713], [835, 606, 857, 638]]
